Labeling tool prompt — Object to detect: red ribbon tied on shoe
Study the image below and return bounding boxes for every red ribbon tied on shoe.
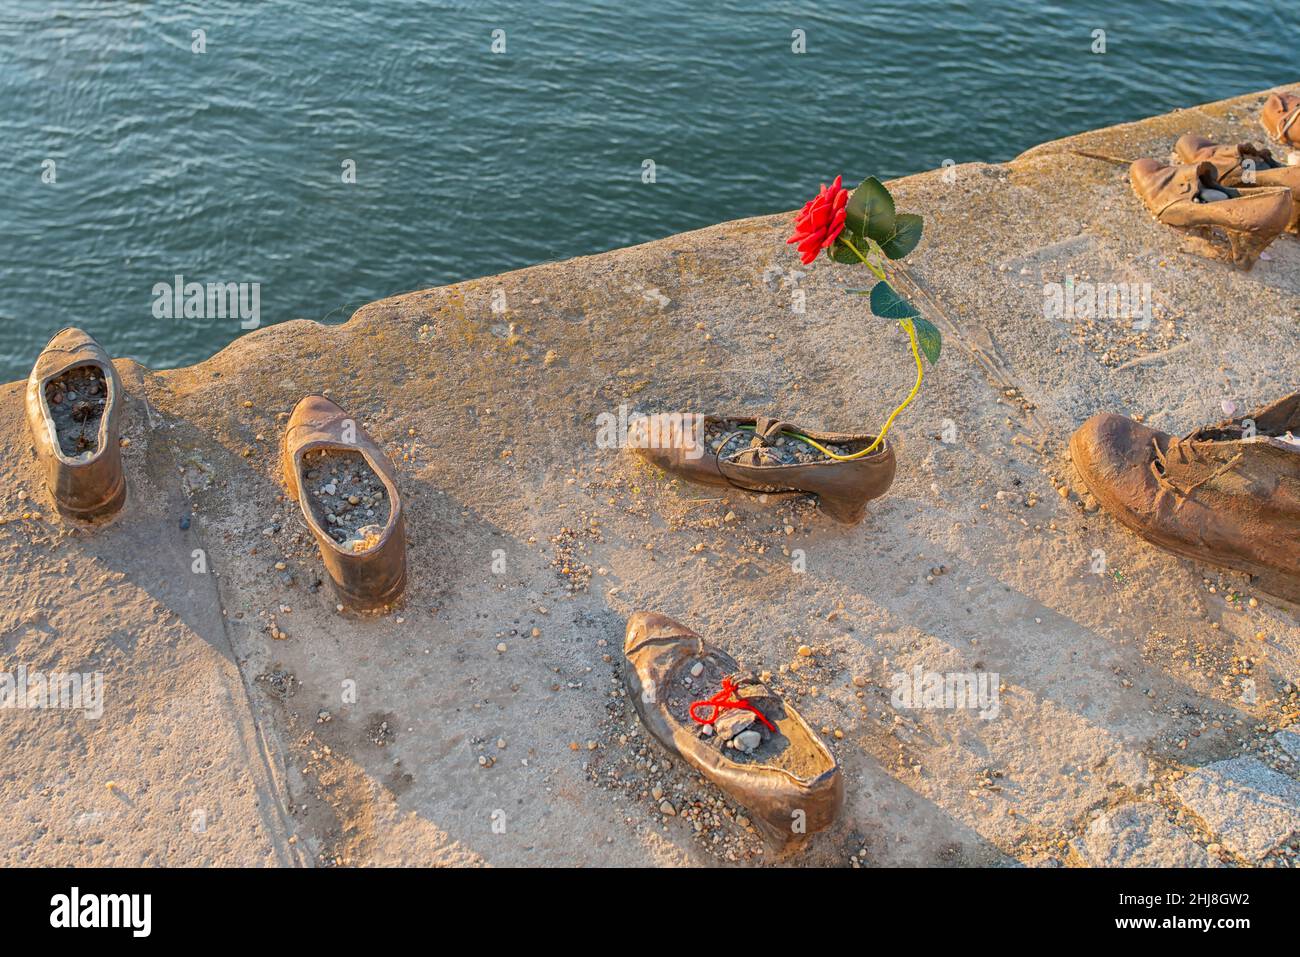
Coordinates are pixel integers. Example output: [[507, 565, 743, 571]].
[[689, 676, 776, 733]]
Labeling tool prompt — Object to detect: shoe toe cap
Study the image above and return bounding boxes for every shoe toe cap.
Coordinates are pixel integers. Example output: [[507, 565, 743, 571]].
[[627, 413, 714, 475], [44, 326, 95, 350], [1172, 133, 1206, 162], [1129, 157, 1164, 190], [1070, 412, 1154, 486], [624, 611, 687, 654], [625, 415, 660, 462], [287, 393, 347, 429]]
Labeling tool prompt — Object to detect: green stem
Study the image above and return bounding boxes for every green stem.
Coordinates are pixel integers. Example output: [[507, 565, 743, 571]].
[[838, 236, 887, 281], [840, 234, 924, 451]]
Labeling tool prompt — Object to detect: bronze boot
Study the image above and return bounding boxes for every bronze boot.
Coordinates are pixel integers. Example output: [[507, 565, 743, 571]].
[[623, 611, 844, 855], [1261, 91, 1300, 151], [1070, 393, 1300, 603], [627, 412, 895, 524], [25, 327, 126, 521], [1129, 158, 1292, 269], [1174, 135, 1300, 233], [282, 395, 407, 610]]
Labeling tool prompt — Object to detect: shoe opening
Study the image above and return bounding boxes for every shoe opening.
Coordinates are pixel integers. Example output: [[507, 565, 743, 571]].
[[44, 363, 108, 460]]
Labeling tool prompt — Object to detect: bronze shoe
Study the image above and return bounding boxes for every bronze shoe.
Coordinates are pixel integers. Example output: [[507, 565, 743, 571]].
[[1174, 134, 1300, 233], [1070, 393, 1300, 603], [1129, 157, 1292, 269], [282, 395, 407, 610], [25, 327, 126, 521], [1261, 91, 1300, 150], [627, 412, 895, 524], [623, 611, 844, 856]]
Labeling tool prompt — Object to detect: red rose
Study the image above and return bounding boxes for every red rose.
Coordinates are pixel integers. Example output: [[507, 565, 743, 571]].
[[787, 175, 849, 264]]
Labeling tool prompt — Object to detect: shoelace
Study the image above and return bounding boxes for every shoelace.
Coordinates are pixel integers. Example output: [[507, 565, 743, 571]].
[[718, 430, 782, 467], [1279, 106, 1300, 139], [689, 676, 776, 732], [1150, 436, 1244, 501]]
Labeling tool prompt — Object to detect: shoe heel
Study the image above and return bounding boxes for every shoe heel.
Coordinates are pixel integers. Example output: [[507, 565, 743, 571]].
[[816, 492, 868, 525], [55, 475, 127, 523], [1226, 227, 1275, 270]]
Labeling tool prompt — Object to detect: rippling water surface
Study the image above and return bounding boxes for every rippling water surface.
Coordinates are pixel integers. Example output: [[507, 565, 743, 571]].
[[0, 0, 1293, 379]]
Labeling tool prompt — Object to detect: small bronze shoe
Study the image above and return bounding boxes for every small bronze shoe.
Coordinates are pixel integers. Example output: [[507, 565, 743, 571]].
[[627, 413, 895, 524], [25, 327, 126, 521], [1129, 157, 1292, 269], [1070, 392, 1300, 604], [282, 395, 407, 610], [1261, 91, 1300, 150], [623, 611, 844, 855], [1174, 135, 1300, 234]]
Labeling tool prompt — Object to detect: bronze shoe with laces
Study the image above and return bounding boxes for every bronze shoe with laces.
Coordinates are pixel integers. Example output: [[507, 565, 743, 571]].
[[623, 611, 844, 855], [1261, 91, 1300, 150], [1070, 392, 1300, 603]]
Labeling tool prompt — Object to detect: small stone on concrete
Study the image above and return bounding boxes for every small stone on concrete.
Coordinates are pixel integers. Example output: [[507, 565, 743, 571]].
[[1274, 728, 1300, 762]]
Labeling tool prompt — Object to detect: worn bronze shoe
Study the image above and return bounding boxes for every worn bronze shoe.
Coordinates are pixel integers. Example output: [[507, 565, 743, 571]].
[[282, 395, 407, 610], [1070, 393, 1300, 604], [623, 611, 844, 855], [1129, 157, 1292, 269], [1261, 91, 1300, 150], [1174, 135, 1300, 233], [25, 327, 126, 521], [627, 412, 895, 524]]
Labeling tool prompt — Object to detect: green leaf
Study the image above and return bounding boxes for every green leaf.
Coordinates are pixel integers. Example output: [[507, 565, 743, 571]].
[[826, 239, 859, 264], [911, 315, 942, 365], [880, 213, 924, 260], [845, 177, 896, 245], [869, 280, 919, 320]]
